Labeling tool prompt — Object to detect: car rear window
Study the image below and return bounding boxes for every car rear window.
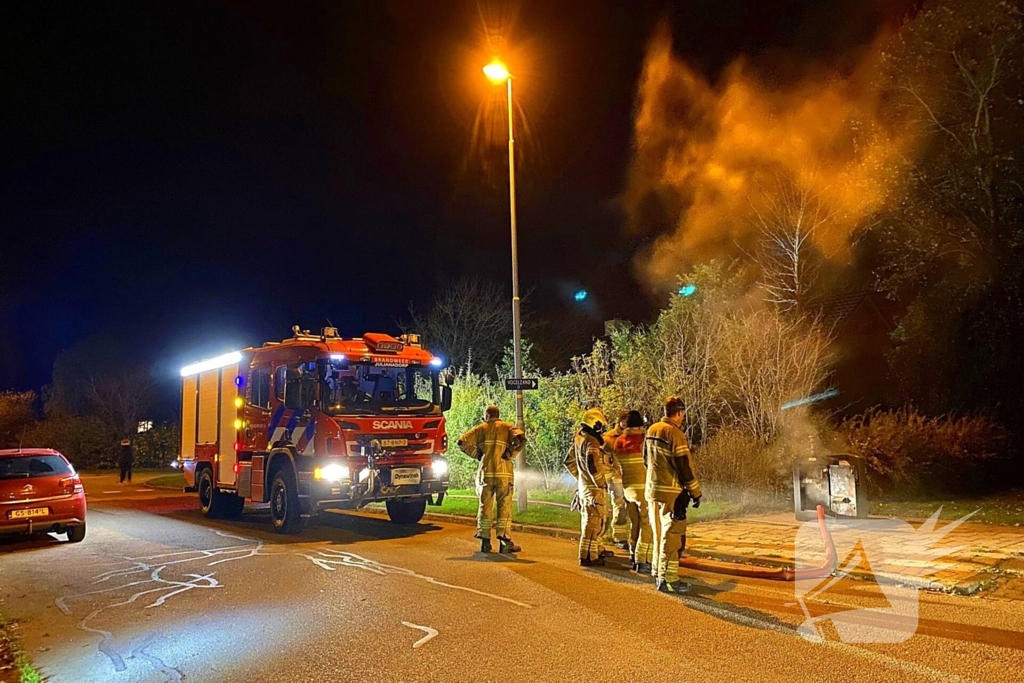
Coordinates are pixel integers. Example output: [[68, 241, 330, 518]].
[[0, 455, 74, 480]]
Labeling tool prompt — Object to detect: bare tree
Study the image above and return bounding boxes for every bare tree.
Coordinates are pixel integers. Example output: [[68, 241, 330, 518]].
[[86, 367, 156, 437], [407, 277, 512, 374], [750, 178, 835, 313], [718, 310, 833, 441]]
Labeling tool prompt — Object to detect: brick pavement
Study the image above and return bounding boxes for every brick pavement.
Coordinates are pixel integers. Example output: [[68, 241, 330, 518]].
[[685, 512, 1024, 594]]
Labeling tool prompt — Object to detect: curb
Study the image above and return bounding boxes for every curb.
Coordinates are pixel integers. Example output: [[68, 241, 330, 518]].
[[358, 507, 581, 542]]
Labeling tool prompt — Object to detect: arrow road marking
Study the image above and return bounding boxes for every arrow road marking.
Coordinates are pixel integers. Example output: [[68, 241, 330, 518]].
[[401, 621, 438, 649]]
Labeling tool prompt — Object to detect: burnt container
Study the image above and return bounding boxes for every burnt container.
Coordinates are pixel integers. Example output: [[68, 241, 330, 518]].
[[793, 453, 868, 521]]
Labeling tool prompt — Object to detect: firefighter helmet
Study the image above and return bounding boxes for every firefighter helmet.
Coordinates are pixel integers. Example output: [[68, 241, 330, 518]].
[[581, 408, 609, 433]]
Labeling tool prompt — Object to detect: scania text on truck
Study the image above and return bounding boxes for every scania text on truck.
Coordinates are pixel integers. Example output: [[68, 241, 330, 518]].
[[177, 327, 452, 533]]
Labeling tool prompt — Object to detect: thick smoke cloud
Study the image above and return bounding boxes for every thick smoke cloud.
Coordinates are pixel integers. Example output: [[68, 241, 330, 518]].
[[624, 24, 920, 290]]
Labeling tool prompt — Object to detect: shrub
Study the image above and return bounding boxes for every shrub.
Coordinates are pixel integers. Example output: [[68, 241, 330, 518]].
[[696, 426, 789, 493], [21, 415, 113, 469], [840, 408, 1009, 495], [134, 423, 179, 468]]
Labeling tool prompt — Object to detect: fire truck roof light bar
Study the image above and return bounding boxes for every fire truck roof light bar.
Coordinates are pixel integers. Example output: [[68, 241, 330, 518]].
[[180, 351, 243, 377]]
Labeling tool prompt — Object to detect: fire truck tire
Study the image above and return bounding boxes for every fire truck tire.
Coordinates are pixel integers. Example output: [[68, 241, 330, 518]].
[[198, 467, 227, 519], [270, 468, 304, 534], [385, 498, 427, 525], [221, 494, 245, 519]]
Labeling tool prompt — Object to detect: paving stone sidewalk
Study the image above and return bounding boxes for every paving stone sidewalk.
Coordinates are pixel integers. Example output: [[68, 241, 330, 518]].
[[685, 512, 1024, 595]]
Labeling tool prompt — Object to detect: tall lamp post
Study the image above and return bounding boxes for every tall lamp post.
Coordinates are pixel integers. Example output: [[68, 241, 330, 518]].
[[484, 59, 527, 512]]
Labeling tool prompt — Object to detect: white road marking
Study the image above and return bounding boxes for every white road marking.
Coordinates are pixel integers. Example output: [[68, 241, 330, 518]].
[[101, 491, 122, 494], [401, 621, 439, 649], [295, 548, 533, 608]]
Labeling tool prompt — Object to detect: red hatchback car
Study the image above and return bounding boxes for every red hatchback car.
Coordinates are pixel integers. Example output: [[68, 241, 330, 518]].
[[0, 448, 86, 542]]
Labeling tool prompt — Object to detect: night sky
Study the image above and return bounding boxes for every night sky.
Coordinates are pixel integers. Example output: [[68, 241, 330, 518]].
[[0, 0, 909, 401]]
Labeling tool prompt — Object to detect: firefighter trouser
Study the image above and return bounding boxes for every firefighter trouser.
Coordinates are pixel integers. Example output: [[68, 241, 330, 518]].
[[477, 479, 514, 539], [649, 499, 687, 583], [623, 487, 652, 566], [579, 489, 608, 561], [606, 476, 628, 543]]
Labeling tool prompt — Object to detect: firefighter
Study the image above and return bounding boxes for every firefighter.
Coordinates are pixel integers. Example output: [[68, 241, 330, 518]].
[[458, 405, 525, 554], [118, 438, 134, 484], [614, 410, 653, 573], [566, 408, 614, 566], [603, 412, 630, 550], [645, 396, 702, 593]]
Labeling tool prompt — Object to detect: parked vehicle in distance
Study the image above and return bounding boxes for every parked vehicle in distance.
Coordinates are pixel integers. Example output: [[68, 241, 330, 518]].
[[0, 448, 87, 542]]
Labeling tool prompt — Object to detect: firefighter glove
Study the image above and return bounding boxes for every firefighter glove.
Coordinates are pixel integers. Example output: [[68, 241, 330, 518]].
[[692, 495, 702, 509]]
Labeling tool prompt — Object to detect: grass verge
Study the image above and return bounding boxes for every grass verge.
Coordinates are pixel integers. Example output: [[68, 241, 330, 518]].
[[0, 611, 41, 683], [871, 490, 1024, 526], [146, 473, 187, 489], [426, 489, 743, 529]]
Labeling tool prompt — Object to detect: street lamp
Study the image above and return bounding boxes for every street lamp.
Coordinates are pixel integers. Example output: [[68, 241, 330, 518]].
[[484, 58, 527, 511]]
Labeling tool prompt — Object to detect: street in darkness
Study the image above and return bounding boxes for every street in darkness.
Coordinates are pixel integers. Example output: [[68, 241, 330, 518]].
[[1, 480, 1022, 683]]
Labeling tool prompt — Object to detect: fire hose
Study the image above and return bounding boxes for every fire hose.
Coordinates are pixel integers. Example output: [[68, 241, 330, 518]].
[[678, 504, 837, 581]]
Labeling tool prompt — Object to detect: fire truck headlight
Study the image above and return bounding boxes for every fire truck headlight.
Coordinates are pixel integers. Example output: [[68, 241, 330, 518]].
[[314, 463, 350, 483], [431, 458, 449, 478]]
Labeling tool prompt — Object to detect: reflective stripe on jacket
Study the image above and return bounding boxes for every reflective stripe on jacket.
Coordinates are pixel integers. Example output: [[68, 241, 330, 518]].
[[614, 427, 646, 489], [458, 419, 525, 483], [644, 420, 701, 504], [565, 429, 611, 497]]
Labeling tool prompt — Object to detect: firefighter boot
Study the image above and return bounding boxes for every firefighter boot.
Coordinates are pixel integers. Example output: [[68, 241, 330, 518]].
[[479, 538, 492, 553], [656, 579, 692, 594], [498, 536, 522, 554], [580, 555, 606, 567], [635, 561, 653, 574]]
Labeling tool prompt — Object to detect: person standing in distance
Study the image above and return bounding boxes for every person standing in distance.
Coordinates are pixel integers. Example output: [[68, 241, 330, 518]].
[[119, 438, 134, 484], [458, 405, 526, 554], [645, 397, 702, 593]]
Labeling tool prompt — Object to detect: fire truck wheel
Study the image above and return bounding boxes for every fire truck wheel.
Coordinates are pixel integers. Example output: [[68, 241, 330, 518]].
[[222, 494, 245, 519], [385, 498, 427, 525], [198, 467, 226, 518], [270, 468, 304, 534]]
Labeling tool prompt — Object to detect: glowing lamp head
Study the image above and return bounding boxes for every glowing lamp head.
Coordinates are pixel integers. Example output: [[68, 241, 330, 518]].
[[483, 60, 510, 83], [574, 289, 588, 303], [678, 284, 697, 297], [429, 357, 443, 368]]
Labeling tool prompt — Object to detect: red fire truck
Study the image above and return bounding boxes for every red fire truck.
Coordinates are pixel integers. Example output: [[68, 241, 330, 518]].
[[178, 327, 451, 533]]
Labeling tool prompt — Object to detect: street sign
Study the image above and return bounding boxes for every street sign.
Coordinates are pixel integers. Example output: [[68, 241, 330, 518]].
[[504, 378, 539, 391]]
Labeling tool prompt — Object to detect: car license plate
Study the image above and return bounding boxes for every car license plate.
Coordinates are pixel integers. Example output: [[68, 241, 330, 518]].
[[9, 507, 49, 519], [391, 467, 421, 485], [380, 438, 408, 448]]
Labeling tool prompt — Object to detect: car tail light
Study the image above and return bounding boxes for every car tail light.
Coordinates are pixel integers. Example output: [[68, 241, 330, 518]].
[[59, 475, 84, 495], [233, 462, 242, 474], [234, 440, 241, 451]]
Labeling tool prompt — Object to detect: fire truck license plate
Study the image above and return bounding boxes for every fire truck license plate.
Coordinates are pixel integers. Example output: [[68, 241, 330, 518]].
[[391, 468, 421, 485], [380, 438, 408, 448], [9, 507, 49, 519]]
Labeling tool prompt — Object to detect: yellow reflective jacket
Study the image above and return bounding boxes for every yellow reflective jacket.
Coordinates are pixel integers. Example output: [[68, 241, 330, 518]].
[[458, 419, 525, 483], [614, 427, 646, 490], [565, 428, 613, 499], [644, 419, 702, 504]]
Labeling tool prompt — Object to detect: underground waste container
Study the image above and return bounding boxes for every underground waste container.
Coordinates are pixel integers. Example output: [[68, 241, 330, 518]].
[[793, 453, 868, 521]]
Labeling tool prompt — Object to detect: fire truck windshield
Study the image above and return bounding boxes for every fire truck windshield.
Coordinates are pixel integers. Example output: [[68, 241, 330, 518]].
[[319, 360, 438, 415]]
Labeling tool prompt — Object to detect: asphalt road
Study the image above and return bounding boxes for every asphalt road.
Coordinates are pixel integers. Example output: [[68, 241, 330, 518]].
[[1, 486, 1023, 683]]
